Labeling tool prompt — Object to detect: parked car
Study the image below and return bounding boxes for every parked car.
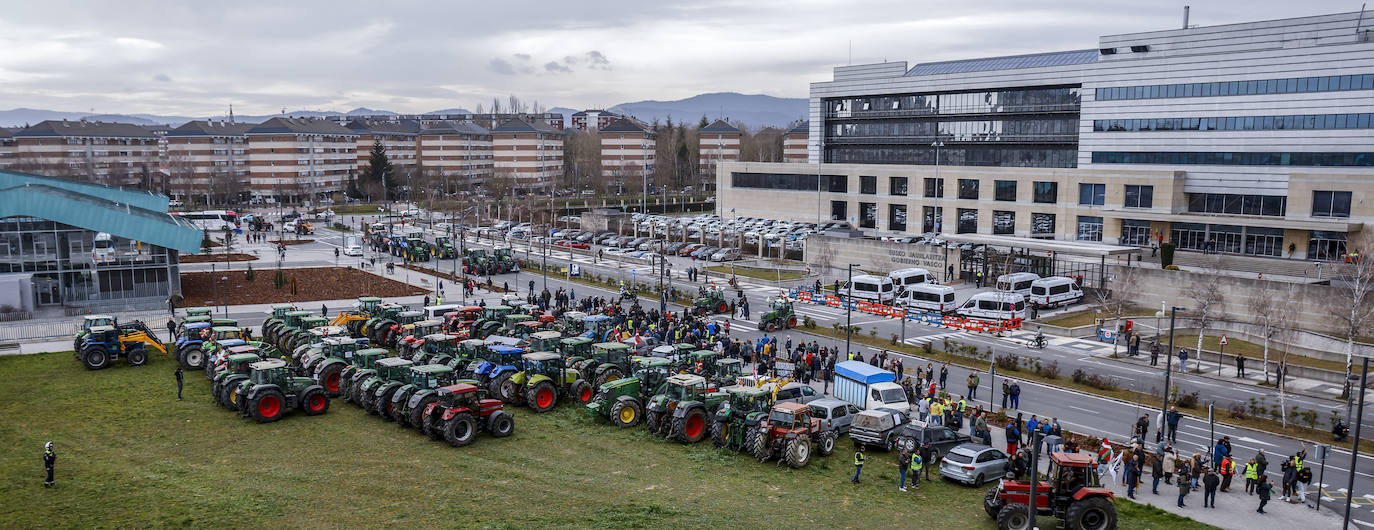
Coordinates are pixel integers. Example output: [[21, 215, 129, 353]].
[[710, 247, 741, 262], [555, 240, 590, 250], [808, 398, 861, 435], [938, 443, 1009, 486], [678, 243, 705, 256], [760, 382, 821, 405], [894, 420, 972, 464]]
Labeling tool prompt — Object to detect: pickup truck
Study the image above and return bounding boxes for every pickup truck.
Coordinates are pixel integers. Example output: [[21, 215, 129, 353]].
[[848, 407, 910, 451]]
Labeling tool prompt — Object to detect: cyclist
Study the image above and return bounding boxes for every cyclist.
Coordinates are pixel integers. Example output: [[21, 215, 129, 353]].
[[1033, 325, 1046, 349]]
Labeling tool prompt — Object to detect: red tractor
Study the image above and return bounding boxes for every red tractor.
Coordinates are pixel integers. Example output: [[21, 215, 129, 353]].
[[983, 452, 1117, 530], [444, 306, 484, 338], [749, 401, 837, 468], [419, 382, 515, 447]]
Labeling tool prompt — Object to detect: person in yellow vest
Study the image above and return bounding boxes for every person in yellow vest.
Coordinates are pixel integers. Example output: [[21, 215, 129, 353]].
[[909, 450, 924, 490], [852, 445, 867, 484], [959, 397, 967, 413], [1243, 458, 1260, 494], [847, 351, 855, 361]]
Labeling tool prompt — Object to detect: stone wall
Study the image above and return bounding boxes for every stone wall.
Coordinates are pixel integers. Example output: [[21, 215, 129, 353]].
[[804, 235, 959, 280]]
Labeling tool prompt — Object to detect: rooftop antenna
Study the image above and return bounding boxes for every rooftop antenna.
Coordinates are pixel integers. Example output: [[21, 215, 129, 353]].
[[228, 104, 235, 123], [1182, 5, 1190, 29]]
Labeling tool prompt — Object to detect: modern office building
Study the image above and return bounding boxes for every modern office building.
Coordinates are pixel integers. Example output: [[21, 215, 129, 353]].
[[416, 120, 494, 190], [11, 120, 160, 189], [599, 118, 655, 189], [783, 122, 809, 162], [164, 120, 254, 205], [718, 11, 1374, 260], [245, 117, 359, 203], [492, 118, 565, 193], [0, 169, 201, 312]]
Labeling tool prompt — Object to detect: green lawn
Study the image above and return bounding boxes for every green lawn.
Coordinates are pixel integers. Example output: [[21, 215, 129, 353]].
[[0, 351, 1205, 529], [1041, 309, 1155, 328], [1171, 334, 1343, 372], [706, 265, 806, 282]]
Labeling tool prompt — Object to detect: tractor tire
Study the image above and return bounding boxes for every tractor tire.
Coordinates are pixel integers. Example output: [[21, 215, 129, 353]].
[[817, 432, 836, 456], [300, 389, 329, 416], [645, 411, 663, 436], [594, 366, 624, 389], [674, 407, 710, 444], [126, 348, 148, 367], [742, 425, 760, 454], [786, 316, 797, 328], [408, 395, 438, 431], [423, 413, 443, 441], [360, 385, 377, 414], [711, 420, 728, 448], [570, 379, 592, 404], [227, 386, 244, 412], [219, 377, 244, 408], [487, 411, 515, 437], [82, 345, 110, 370], [182, 346, 206, 370], [316, 363, 345, 397], [249, 389, 286, 423], [984, 486, 1005, 518], [784, 437, 812, 468], [444, 412, 478, 447], [749, 427, 772, 461], [764, 322, 777, 332], [176, 344, 199, 370], [376, 386, 401, 420], [395, 395, 414, 428], [204, 355, 217, 379], [717, 302, 728, 313], [995, 503, 1031, 530], [610, 400, 643, 428], [525, 381, 558, 413], [490, 372, 517, 403], [1063, 496, 1116, 530]]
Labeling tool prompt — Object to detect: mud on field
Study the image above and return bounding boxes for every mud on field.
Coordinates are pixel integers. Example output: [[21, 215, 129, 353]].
[[180, 266, 426, 306]]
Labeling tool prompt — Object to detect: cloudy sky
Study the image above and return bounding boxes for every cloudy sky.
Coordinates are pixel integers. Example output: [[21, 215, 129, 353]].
[[0, 1, 1343, 116]]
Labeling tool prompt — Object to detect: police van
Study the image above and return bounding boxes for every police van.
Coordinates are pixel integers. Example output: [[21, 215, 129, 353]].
[[995, 272, 1040, 297], [888, 267, 933, 294], [838, 274, 896, 304], [956, 292, 1027, 321], [894, 283, 958, 313], [1028, 276, 1083, 308]]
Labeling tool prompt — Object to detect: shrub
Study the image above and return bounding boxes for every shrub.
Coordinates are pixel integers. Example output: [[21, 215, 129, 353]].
[[921, 342, 933, 356], [802, 316, 816, 329], [1175, 390, 1200, 409], [1298, 408, 1320, 430], [245, 263, 255, 282], [1071, 369, 1118, 390], [994, 353, 1021, 372], [890, 334, 899, 345], [273, 267, 286, 289], [1227, 402, 1247, 419], [1037, 360, 1060, 380]]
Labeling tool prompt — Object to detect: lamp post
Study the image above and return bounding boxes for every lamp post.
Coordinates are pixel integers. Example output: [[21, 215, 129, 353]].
[[1159, 305, 1186, 442], [845, 263, 860, 360]]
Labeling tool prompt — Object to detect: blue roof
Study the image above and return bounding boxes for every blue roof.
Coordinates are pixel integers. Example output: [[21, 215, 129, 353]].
[[0, 169, 169, 212], [835, 360, 896, 384], [584, 315, 611, 322], [905, 49, 1097, 76], [0, 183, 202, 254], [699, 120, 740, 134], [489, 345, 524, 355]]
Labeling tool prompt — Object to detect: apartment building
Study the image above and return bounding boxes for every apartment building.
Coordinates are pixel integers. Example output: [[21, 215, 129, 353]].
[[337, 113, 564, 131], [599, 118, 655, 189], [783, 121, 808, 162], [245, 117, 358, 203], [11, 120, 159, 188], [0, 128, 15, 169], [698, 120, 740, 186], [721, 11, 1374, 261], [346, 119, 419, 175], [572, 110, 623, 131], [416, 120, 494, 190], [164, 120, 254, 205], [492, 118, 564, 193]]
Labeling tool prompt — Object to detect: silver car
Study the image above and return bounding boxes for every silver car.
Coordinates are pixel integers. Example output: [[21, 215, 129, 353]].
[[808, 398, 861, 435], [939, 443, 1009, 486], [760, 382, 821, 404]]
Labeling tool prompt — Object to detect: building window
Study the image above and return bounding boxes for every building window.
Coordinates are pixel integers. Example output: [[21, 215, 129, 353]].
[[1310, 230, 1348, 261], [860, 176, 877, 194], [1095, 73, 1374, 101], [890, 177, 908, 196], [1077, 216, 1103, 241], [1245, 227, 1284, 257], [827, 175, 848, 193], [993, 211, 1015, 235], [957, 208, 978, 234], [958, 179, 979, 200], [1031, 213, 1055, 238], [1092, 151, 1374, 167], [860, 202, 877, 229], [924, 178, 944, 198], [1312, 191, 1352, 218], [1124, 185, 1154, 208], [1121, 219, 1151, 246], [889, 204, 907, 231], [1093, 112, 1374, 133], [994, 180, 1017, 202], [1033, 182, 1057, 204], [831, 201, 847, 221], [1187, 193, 1286, 216], [1078, 183, 1105, 206], [923, 206, 943, 233]]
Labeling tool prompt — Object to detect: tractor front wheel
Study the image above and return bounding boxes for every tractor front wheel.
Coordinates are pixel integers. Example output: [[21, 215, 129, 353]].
[[717, 302, 728, 313], [409, 395, 438, 430], [301, 389, 329, 416], [249, 389, 286, 423], [525, 381, 557, 413], [594, 367, 623, 389], [610, 400, 642, 428], [784, 437, 812, 468], [765, 322, 777, 332], [490, 373, 517, 404], [1064, 496, 1116, 530], [645, 411, 663, 436], [675, 407, 709, 444], [711, 420, 729, 448], [444, 412, 477, 447], [984, 486, 1005, 518], [487, 411, 515, 437], [182, 347, 206, 370], [82, 346, 110, 370], [377, 387, 401, 420], [126, 348, 148, 367], [996, 503, 1031, 530], [817, 432, 836, 456], [317, 364, 344, 397]]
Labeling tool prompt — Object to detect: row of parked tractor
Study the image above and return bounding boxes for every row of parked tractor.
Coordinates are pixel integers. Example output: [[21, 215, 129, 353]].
[[364, 226, 520, 278]]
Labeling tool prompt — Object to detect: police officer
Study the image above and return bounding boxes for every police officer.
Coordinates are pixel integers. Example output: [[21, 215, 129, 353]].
[[852, 444, 867, 484], [43, 442, 56, 488]]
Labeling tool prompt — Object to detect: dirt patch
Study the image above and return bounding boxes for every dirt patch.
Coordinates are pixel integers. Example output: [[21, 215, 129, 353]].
[[268, 239, 314, 246], [180, 253, 259, 263], [180, 266, 426, 306]]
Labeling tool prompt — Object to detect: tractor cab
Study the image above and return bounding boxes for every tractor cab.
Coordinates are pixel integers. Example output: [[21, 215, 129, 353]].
[[558, 337, 594, 361], [509, 320, 543, 341], [409, 364, 455, 389], [500, 314, 534, 333], [712, 358, 747, 385], [223, 350, 263, 374], [582, 315, 614, 340], [484, 305, 515, 322], [771, 298, 793, 313], [351, 348, 389, 370], [446, 306, 483, 326], [375, 357, 416, 381], [659, 373, 709, 401], [265, 304, 296, 319], [558, 311, 587, 335], [322, 337, 365, 357], [687, 350, 718, 376], [414, 334, 459, 363], [210, 318, 239, 328], [299, 317, 328, 332], [403, 319, 444, 339], [354, 296, 384, 315], [82, 314, 117, 331], [518, 351, 565, 378], [434, 382, 487, 411], [591, 342, 633, 368], [210, 326, 248, 342], [985, 451, 1115, 529], [767, 402, 817, 433], [283, 311, 313, 330], [248, 358, 292, 387], [528, 330, 563, 352], [184, 308, 213, 318], [457, 338, 488, 359], [394, 310, 424, 327], [724, 386, 773, 415]]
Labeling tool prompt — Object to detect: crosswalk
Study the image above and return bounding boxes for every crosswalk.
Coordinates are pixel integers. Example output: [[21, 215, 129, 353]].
[[904, 331, 965, 348]]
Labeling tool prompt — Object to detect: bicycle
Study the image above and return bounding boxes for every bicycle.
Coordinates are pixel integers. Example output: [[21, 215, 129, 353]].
[[1025, 336, 1047, 350]]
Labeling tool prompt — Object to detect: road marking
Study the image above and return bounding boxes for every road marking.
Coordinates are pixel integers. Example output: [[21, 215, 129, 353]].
[[1067, 405, 1096, 414]]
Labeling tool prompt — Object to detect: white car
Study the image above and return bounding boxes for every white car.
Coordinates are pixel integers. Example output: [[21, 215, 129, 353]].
[[343, 243, 364, 256]]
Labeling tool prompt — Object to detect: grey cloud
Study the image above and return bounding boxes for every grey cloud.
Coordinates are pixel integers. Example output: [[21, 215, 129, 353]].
[[152, 73, 171, 82], [586, 50, 610, 70], [488, 58, 516, 75], [544, 61, 571, 73], [513, 53, 531, 61]]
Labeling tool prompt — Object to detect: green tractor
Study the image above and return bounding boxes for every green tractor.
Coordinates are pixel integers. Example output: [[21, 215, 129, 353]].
[[503, 351, 593, 413], [757, 297, 798, 332], [496, 314, 535, 336], [419, 382, 516, 447], [73, 314, 117, 352], [303, 337, 371, 397], [234, 358, 330, 422], [470, 305, 514, 340], [585, 357, 675, 428], [410, 334, 459, 365], [341, 348, 391, 403], [556, 311, 587, 336], [527, 330, 563, 353], [259, 304, 299, 344], [213, 347, 263, 409], [491, 248, 519, 273], [557, 336, 594, 362], [575, 342, 635, 389], [356, 357, 415, 419], [279, 316, 329, 355], [707, 357, 748, 387], [645, 374, 729, 443], [184, 307, 212, 319], [199, 326, 252, 367], [711, 386, 775, 451], [389, 364, 460, 428], [404, 237, 431, 262], [692, 287, 731, 316], [397, 319, 446, 359], [433, 236, 458, 260], [267, 311, 314, 353], [359, 302, 408, 343], [373, 310, 424, 347], [462, 249, 492, 275]]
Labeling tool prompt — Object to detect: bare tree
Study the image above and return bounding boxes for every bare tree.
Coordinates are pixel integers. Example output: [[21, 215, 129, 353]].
[[1249, 278, 1295, 386], [1186, 255, 1227, 373], [1095, 260, 1143, 356], [1331, 257, 1374, 425]]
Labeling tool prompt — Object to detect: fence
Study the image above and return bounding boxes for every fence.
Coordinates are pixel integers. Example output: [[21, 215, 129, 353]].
[[0, 311, 171, 343]]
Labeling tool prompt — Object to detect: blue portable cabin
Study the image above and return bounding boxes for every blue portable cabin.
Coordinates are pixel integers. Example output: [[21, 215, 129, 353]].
[[833, 360, 897, 409]]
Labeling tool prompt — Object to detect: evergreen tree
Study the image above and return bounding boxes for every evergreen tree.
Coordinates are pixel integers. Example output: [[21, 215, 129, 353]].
[[365, 139, 395, 199], [698, 115, 709, 128]]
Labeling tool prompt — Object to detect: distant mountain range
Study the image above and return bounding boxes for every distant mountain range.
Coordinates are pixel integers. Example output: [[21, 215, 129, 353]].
[[0, 92, 806, 129]]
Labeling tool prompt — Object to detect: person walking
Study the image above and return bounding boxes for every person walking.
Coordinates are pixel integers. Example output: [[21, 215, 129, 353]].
[[166, 318, 178, 343], [1125, 453, 1141, 499], [1256, 474, 1273, 514], [321, 303, 328, 317], [43, 441, 56, 488], [910, 449, 924, 490], [1150, 340, 1161, 366], [1178, 348, 1190, 373], [1203, 468, 1220, 508], [852, 445, 867, 484], [967, 371, 980, 400], [897, 450, 910, 491], [1166, 406, 1180, 443], [1009, 380, 1021, 409], [175, 367, 184, 400]]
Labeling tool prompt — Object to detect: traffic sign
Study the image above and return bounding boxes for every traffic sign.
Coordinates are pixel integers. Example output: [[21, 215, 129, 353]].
[[1219, 335, 1228, 345]]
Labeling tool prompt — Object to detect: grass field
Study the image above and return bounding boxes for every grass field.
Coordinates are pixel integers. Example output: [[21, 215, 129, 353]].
[[1170, 334, 1343, 372], [0, 352, 1203, 529], [706, 265, 806, 282]]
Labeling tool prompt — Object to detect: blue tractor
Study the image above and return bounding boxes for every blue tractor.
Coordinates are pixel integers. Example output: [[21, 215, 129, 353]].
[[582, 315, 615, 341], [471, 344, 524, 403]]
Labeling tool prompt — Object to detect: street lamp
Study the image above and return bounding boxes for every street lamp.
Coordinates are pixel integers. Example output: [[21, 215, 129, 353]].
[[845, 263, 860, 360], [1158, 305, 1187, 442]]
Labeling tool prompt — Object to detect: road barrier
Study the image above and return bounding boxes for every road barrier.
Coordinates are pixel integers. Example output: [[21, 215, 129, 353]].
[[790, 288, 1021, 334]]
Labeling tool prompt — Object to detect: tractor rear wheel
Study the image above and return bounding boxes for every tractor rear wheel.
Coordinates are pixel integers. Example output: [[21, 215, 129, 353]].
[[743, 425, 760, 454], [595, 367, 623, 389], [226, 386, 243, 412], [525, 381, 557, 413], [409, 395, 438, 431], [785, 437, 812, 468], [126, 348, 148, 367], [359, 385, 377, 414], [249, 389, 286, 423], [423, 413, 443, 441], [377, 387, 401, 420], [817, 432, 836, 456], [711, 420, 728, 448], [675, 407, 709, 444], [487, 411, 515, 437], [182, 346, 206, 370], [444, 412, 477, 447], [984, 486, 1005, 518], [301, 389, 329, 416], [749, 428, 771, 461], [317, 363, 344, 397], [570, 379, 592, 403], [996, 503, 1031, 530], [765, 322, 777, 332], [1064, 496, 1116, 530], [82, 346, 110, 370], [490, 373, 517, 403], [610, 400, 643, 428]]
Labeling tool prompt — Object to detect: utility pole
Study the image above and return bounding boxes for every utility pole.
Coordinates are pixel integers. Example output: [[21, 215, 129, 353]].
[[1159, 306, 1185, 442], [845, 263, 860, 360]]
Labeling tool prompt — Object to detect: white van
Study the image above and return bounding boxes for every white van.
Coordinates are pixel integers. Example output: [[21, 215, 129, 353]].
[[956, 292, 1028, 321], [996, 272, 1041, 296], [839, 274, 896, 304], [1029, 276, 1083, 308], [342, 236, 363, 256], [888, 267, 933, 293], [423, 304, 461, 320], [895, 283, 958, 313]]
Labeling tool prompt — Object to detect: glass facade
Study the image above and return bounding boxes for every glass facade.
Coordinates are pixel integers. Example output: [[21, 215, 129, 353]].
[[1092, 151, 1374, 167], [1312, 191, 1352, 218], [860, 175, 877, 194], [1124, 185, 1153, 208], [923, 177, 944, 198], [1079, 183, 1104, 206], [1171, 223, 1285, 258], [957, 208, 978, 234], [1310, 231, 1348, 261], [859, 202, 877, 229], [922, 206, 943, 233], [0, 217, 179, 306], [1076, 216, 1103, 241], [995, 180, 1017, 201], [1187, 193, 1286, 217], [1120, 219, 1152, 246], [1096, 73, 1374, 101], [958, 179, 980, 199], [889, 204, 907, 231], [823, 86, 1081, 167], [1094, 113, 1374, 132], [1031, 213, 1055, 238], [992, 211, 1015, 235], [890, 177, 908, 196], [1033, 182, 1057, 203]]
